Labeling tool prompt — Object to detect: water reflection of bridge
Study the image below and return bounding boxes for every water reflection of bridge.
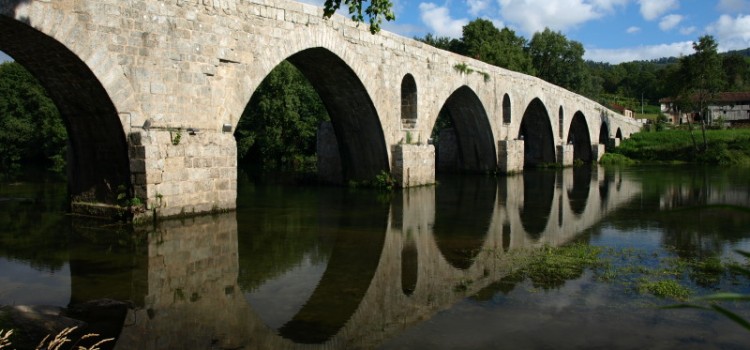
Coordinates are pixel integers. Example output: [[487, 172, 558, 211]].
[[113, 168, 641, 349]]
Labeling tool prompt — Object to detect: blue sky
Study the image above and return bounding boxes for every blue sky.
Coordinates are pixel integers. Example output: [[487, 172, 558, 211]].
[[2, 0, 749, 64], [373, 0, 750, 63]]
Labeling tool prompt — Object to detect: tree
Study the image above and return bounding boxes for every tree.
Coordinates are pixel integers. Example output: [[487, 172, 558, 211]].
[[722, 53, 750, 91], [528, 28, 588, 93], [0, 62, 66, 174], [323, 0, 395, 34], [234, 61, 329, 170], [416, 33, 464, 53], [460, 19, 533, 74], [672, 35, 724, 151]]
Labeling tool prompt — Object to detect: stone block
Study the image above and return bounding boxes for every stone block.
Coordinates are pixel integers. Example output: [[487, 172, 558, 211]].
[[592, 144, 606, 162], [498, 140, 524, 174], [557, 144, 574, 166], [391, 144, 435, 188]]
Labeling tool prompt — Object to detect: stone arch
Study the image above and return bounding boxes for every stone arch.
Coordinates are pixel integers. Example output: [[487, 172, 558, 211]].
[[567, 111, 593, 162], [249, 47, 390, 182], [518, 98, 555, 168], [502, 94, 511, 124], [435, 86, 496, 172], [240, 191, 389, 344], [0, 16, 131, 204], [558, 106, 564, 139], [401, 74, 417, 129], [615, 128, 623, 139], [598, 122, 609, 144]]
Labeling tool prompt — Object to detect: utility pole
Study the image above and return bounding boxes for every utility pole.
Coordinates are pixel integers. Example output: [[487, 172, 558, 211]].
[[641, 92, 644, 115]]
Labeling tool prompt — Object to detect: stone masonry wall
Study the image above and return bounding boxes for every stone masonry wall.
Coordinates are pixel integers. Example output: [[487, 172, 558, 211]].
[[391, 144, 435, 188], [2, 0, 642, 218]]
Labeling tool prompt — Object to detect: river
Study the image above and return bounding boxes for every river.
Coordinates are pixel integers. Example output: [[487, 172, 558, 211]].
[[1, 165, 749, 349]]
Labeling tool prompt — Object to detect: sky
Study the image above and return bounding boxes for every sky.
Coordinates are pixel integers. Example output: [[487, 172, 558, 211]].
[[358, 0, 750, 63], [2, 0, 749, 64]]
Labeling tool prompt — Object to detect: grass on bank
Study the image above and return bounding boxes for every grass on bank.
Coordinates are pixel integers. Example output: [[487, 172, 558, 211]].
[[604, 128, 750, 165], [0, 327, 112, 350]]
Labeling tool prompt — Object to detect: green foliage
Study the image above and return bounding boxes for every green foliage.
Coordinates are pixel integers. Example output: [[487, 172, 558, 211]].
[[0, 62, 67, 174], [373, 170, 396, 190], [613, 129, 750, 165], [638, 279, 692, 300], [323, 0, 395, 34], [722, 53, 750, 91], [670, 35, 725, 121], [453, 62, 473, 74], [416, 33, 464, 53], [171, 129, 181, 145], [460, 19, 534, 74], [664, 250, 750, 332], [510, 243, 605, 290], [528, 28, 588, 93], [235, 61, 329, 170], [599, 153, 637, 166]]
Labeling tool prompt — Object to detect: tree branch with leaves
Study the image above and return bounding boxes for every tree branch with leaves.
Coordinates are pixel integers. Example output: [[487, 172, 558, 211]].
[[323, 0, 395, 34]]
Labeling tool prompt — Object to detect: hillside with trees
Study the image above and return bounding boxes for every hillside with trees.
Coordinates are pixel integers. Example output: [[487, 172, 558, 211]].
[[416, 20, 750, 115]]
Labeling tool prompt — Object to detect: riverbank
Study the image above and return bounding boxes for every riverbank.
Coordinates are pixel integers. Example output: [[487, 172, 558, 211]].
[[601, 128, 750, 165]]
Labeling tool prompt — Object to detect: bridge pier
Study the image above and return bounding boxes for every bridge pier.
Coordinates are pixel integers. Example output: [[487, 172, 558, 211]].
[[557, 144, 574, 166], [592, 144, 606, 162], [609, 137, 621, 150], [497, 140, 524, 174], [391, 144, 436, 188], [130, 129, 237, 220]]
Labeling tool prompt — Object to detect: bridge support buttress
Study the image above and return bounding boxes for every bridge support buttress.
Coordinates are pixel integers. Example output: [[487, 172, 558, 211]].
[[391, 144, 436, 188], [498, 140, 524, 174], [557, 144, 574, 166], [592, 144, 606, 162]]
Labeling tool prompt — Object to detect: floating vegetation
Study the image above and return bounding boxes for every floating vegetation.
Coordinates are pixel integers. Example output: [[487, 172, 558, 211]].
[[637, 279, 692, 301], [493, 243, 749, 304]]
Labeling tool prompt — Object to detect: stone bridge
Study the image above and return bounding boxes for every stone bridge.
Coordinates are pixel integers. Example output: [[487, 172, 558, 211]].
[[0, 0, 642, 218], [106, 168, 642, 349]]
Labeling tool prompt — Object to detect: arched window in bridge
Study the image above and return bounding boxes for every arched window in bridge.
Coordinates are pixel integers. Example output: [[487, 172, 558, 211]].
[[558, 106, 564, 139], [502, 94, 511, 124], [401, 74, 417, 129]]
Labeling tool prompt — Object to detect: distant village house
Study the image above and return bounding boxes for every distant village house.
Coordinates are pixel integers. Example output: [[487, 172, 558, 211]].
[[660, 92, 750, 126], [608, 103, 634, 119]]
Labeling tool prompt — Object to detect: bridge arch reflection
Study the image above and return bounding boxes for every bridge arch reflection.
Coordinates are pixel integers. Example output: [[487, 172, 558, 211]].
[[112, 169, 641, 349]]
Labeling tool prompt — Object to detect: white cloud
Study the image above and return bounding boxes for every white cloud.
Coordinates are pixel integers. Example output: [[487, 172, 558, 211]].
[[659, 14, 683, 31], [707, 14, 750, 51], [638, 0, 678, 21], [585, 41, 694, 63], [679, 26, 696, 35], [419, 3, 469, 38], [626, 26, 641, 34], [590, 0, 631, 12], [717, 0, 750, 12], [467, 0, 491, 16], [498, 0, 604, 35]]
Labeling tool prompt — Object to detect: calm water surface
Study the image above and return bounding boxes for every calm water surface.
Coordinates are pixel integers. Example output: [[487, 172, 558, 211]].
[[1, 166, 749, 349]]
